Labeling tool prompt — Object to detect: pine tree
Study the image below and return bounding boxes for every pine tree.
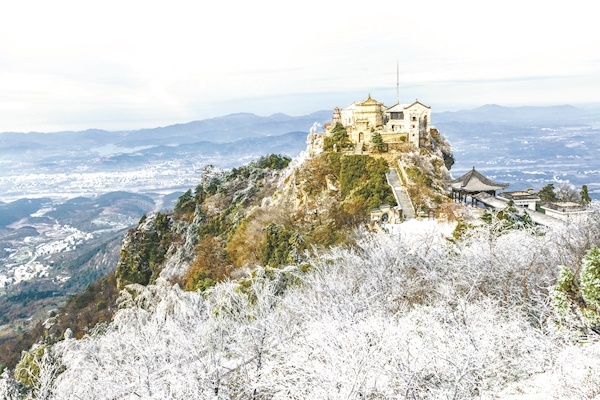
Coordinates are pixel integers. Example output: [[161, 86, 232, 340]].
[[580, 184, 592, 206], [370, 131, 385, 152], [325, 122, 351, 151], [580, 246, 600, 311], [174, 189, 194, 214], [481, 200, 535, 232], [538, 183, 557, 202], [551, 246, 600, 329]]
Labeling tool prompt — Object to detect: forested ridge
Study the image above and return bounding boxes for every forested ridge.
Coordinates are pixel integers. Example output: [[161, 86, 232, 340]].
[[0, 152, 398, 374], [2, 146, 600, 398]]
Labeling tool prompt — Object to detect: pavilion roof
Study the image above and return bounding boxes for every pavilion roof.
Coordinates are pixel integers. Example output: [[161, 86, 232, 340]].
[[450, 167, 509, 192]]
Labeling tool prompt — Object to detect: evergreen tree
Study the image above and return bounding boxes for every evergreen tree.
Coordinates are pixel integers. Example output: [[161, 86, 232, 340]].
[[174, 189, 194, 214], [580, 246, 600, 310], [581, 184, 592, 206], [325, 122, 352, 151], [538, 183, 557, 202], [370, 131, 385, 152], [261, 224, 304, 267], [551, 246, 600, 330], [481, 200, 535, 232]]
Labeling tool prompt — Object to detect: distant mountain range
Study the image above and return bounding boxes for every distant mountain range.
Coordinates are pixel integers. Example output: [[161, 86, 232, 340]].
[[0, 110, 332, 152], [2, 104, 600, 201], [3, 104, 599, 153], [3, 104, 599, 149], [434, 103, 600, 125], [0, 110, 332, 202]]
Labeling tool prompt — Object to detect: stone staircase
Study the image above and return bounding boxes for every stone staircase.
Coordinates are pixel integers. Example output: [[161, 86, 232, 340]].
[[385, 168, 416, 219]]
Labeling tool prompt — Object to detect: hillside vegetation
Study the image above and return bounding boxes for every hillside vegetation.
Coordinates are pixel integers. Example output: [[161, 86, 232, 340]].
[[117, 152, 396, 292], [3, 203, 600, 398], [0, 151, 398, 372], [5, 128, 600, 398]]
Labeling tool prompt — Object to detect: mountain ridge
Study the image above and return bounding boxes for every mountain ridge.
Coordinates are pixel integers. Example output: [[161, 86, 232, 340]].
[[5, 104, 599, 139], [433, 103, 599, 124], [0, 110, 332, 140]]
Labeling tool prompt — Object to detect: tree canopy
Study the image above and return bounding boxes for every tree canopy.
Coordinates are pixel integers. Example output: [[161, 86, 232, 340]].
[[370, 131, 386, 152], [581, 184, 592, 206], [538, 183, 557, 202], [324, 122, 352, 151]]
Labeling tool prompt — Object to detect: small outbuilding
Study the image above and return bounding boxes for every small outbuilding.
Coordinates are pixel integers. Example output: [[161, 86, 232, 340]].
[[497, 190, 540, 210], [541, 202, 590, 221], [370, 204, 402, 224]]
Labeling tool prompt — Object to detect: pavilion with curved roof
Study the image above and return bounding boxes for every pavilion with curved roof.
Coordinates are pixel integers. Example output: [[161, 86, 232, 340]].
[[449, 167, 509, 204]]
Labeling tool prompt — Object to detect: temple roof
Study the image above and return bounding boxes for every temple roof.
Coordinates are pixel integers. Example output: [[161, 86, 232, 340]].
[[450, 167, 509, 192], [405, 99, 430, 109], [386, 99, 430, 112], [386, 103, 409, 112], [357, 94, 383, 106]]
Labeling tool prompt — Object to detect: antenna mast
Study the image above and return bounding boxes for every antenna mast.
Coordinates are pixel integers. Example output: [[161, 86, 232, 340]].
[[396, 59, 400, 104]]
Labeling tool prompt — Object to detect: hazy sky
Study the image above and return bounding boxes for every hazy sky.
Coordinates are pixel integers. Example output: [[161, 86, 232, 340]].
[[1, 0, 598, 132]]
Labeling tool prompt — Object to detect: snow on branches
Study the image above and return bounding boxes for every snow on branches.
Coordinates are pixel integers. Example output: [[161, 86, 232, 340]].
[[4, 205, 600, 399]]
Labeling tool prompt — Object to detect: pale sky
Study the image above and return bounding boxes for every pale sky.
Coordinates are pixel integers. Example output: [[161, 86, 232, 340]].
[[1, 0, 599, 133]]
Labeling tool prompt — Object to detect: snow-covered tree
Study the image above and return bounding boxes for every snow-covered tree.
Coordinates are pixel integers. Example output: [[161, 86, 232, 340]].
[[7, 206, 600, 399], [0, 369, 22, 400], [580, 245, 600, 311], [555, 182, 581, 203], [551, 244, 600, 334]]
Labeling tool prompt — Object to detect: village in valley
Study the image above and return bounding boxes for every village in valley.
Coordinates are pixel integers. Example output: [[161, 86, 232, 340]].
[[307, 93, 592, 230]]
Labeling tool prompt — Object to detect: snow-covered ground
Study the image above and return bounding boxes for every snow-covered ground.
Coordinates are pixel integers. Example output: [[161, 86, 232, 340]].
[[383, 218, 457, 243], [0, 163, 200, 203], [35, 226, 93, 256], [4, 213, 599, 399]]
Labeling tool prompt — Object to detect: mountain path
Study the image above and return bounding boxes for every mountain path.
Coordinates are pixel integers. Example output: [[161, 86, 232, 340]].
[[386, 168, 416, 219]]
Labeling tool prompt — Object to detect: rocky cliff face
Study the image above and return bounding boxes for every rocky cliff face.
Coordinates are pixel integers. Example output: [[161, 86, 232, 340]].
[[114, 128, 455, 291], [397, 127, 455, 213], [0, 129, 456, 371]]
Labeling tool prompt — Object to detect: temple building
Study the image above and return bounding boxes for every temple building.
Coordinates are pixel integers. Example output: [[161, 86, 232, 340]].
[[385, 101, 431, 147], [328, 94, 431, 149], [450, 167, 509, 204]]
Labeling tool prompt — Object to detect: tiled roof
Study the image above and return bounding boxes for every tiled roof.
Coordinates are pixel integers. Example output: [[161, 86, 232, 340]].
[[497, 191, 540, 201], [357, 94, 383, 106], [406, 100, 431, 109], [386, 103, 409, 112], [450, 167, 509, 192]]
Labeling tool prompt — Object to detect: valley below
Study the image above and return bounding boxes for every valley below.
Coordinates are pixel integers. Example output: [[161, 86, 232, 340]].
[[0, 193, 153, 340]]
